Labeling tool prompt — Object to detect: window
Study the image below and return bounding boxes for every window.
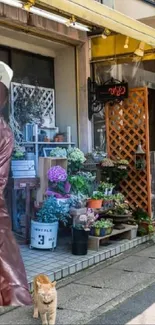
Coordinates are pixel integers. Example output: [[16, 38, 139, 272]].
[[11, 50, 54, 88]]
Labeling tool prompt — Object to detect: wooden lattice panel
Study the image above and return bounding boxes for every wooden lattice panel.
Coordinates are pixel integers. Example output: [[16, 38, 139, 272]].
[[106, 87, 151, 215]]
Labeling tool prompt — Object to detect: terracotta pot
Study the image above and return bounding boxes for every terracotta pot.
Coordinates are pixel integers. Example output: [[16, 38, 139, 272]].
[[139, 220, 155, 234], [87, 199, 103, 209]]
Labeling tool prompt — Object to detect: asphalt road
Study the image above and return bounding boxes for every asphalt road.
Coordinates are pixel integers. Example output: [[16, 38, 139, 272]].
[[87, 282, 155, 325]]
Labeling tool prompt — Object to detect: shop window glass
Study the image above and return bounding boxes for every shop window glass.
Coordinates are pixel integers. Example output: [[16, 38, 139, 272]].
[[11, 50, 54, 88]]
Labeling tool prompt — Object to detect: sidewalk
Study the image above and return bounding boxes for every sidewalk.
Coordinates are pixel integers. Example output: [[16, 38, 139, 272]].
[[1, 240, 155, 325]]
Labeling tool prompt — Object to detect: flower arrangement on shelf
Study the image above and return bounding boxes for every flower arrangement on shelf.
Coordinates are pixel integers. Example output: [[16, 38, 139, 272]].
[[91, 219, 113, 237], [98, 182, 115, 195], [87, 191, 104, 209], [36, 196, 70, 225], [116, 159, 129, 169], [100, 158, 115, 168], [67, 147, 86, 173], [107, 201, 132, 216], [46, 166, 71, 198], [74, 209, 99, 231], [50, 147, 67, 158]]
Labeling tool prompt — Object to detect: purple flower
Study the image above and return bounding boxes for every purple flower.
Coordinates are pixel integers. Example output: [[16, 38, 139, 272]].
[[47, 166, 67, 182]]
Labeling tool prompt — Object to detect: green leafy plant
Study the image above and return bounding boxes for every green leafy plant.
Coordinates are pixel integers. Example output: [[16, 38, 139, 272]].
[[107, 201, 132, 216], [36, 196, 70, 225], [91, 191, 104, 200], [50, 147, 67, 158], [92, 219, 113, 229], [12, 150, 24, 160]]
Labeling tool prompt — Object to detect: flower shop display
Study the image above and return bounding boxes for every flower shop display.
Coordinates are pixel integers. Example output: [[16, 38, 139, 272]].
[[90, 219, 113, 237], [133, 207, 155, 236], [30, 196, 70, 249], [87, 191, 103, 209], [98, 182, 115, 195], [72, 209, 98, 255], [46, 166, 71, 198], [67, 147, 86, 173], [50, 147, 67, 158], [69, 171, 96, 198], [107, 201, 132, 229], [116, 159, 129, 169], [99, 158, 129, 190]]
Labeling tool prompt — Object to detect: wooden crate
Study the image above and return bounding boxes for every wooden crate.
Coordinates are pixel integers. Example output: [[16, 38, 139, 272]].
[[36, 157, 67, 204]]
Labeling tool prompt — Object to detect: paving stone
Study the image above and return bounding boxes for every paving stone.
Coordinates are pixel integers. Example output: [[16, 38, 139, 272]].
[[108, 255, 155, 274], [75, 268, 153, 291], [58, 284, 121, 312]]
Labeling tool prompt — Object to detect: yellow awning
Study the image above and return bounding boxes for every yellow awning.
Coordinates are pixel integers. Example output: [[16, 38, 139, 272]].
[[36, 0, 155, 46]]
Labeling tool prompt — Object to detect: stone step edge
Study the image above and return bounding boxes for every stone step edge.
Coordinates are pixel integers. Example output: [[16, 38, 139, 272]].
[[28, 234, 153, 290]]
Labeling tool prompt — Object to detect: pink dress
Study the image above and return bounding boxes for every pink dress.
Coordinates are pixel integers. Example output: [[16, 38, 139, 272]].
[[0, 117, 32, 306]]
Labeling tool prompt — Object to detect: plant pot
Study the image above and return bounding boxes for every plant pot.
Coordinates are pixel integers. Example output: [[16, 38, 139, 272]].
[[94, 228, 100, 237], [90, 227, 94, 236], [87, 199, 103, 209], [72, 227, 89, 255], [105, 226, 113, 235], [30, 220, 58, 249], [138, 221, 155, 235]]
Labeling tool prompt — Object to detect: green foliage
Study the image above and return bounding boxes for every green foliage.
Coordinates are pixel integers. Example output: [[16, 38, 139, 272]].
[[91, 191, 104, 200], [36, 196, 70, 225], [92, 219, 113, 229]]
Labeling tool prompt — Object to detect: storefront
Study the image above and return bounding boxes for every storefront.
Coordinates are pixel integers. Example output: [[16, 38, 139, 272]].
[[1, 0, 155, 284]]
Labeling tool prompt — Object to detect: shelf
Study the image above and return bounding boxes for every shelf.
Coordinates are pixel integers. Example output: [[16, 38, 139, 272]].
[[20, 142, 75, 145]]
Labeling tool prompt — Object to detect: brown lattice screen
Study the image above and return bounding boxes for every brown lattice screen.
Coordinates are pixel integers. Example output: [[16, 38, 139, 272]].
[[105, 87, 151, 215]]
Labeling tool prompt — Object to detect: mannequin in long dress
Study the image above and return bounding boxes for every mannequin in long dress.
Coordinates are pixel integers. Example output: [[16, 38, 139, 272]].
[[0, 62, 32, 306]]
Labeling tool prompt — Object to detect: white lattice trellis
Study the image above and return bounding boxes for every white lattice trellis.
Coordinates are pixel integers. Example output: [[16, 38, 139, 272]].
[[10, 82, 55, 142]]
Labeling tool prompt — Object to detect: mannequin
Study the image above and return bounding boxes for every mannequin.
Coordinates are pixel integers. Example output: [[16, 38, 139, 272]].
[[0, 62, 32, 306]]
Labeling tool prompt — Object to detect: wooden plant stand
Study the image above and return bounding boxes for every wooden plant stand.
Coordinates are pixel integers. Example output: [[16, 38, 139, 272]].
[[88, 224, 138, 251]]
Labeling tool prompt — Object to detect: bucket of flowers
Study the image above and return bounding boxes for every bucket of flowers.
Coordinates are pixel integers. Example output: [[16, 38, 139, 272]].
[[30, 196, 70, 250], [72, 209, 98, 255]]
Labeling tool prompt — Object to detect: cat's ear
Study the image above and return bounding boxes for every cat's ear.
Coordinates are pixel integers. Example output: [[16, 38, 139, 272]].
[[51, 281, 56, 287], [37, 281, 41, 288]]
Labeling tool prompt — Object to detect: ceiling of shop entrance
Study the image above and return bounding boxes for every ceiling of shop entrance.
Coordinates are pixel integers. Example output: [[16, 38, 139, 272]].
[[0, 26, 69, 58]]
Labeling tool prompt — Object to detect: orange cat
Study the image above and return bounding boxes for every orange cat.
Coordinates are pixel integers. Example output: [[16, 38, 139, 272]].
[[33, 274, 57, 325]]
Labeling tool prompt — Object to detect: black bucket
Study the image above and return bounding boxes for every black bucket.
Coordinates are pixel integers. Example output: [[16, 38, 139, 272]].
[[72, 227, 89, 255]]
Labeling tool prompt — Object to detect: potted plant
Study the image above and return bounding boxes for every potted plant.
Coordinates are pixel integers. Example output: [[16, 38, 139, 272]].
[[46, 166, 71, 199], [30, 196, 70, 250], [69, 171, 95, 198], [98, 182, 115, 195], [133, 207, 155, 236], [87, 191, 103, 209], [91, 219, 113, 237], [116, 159, 129, 169], [50, 147, 67, 158], [72, 209, 98, 255], [67, 147, 86, 173]]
